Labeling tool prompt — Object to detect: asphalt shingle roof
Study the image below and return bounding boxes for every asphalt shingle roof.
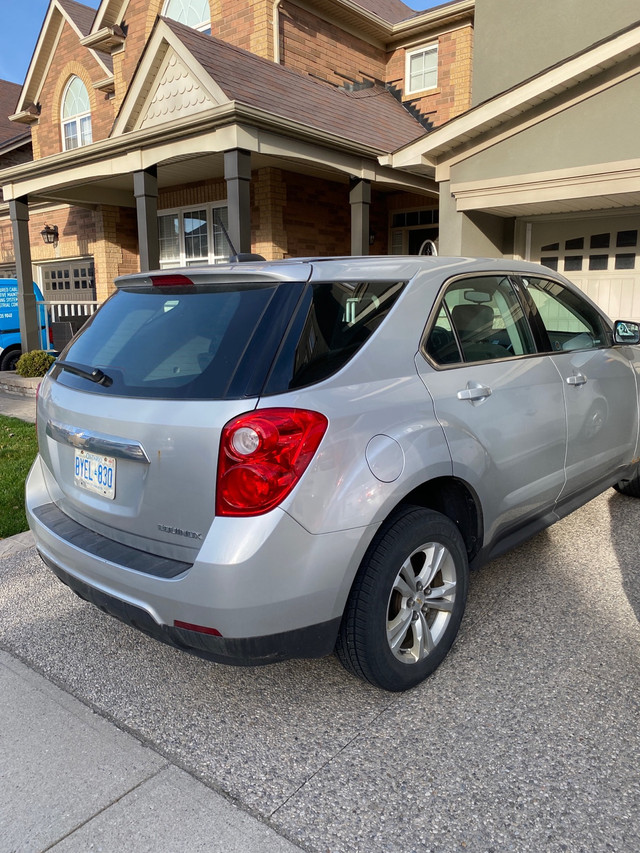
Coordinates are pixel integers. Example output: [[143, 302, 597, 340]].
[[164, 19, 426, 152], [0, 79, 29, 147], [350, 0, 417, 24], [57, 0, 96, 37]]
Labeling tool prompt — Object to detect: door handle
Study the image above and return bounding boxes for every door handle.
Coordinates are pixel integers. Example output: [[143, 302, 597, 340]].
[[566, 373, 587, 386], [457, 382, 492, 402]]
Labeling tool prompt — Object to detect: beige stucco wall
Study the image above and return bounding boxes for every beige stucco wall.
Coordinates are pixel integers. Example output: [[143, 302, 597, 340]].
[[451, 73, 640, 185], [472, 0, 640, 105]]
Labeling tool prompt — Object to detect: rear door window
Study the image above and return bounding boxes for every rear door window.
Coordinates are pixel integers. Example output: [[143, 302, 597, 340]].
[[425, 275, 536, 365]]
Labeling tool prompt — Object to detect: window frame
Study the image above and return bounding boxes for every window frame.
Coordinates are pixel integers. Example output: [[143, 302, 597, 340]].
[[162, 0, 211, 32], [61, 76, 93, 152], [157, 202, 230, 268], [405, 43, 439, 96]]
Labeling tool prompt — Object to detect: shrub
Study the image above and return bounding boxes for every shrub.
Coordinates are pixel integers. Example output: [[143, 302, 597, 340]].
[[15, 350, 56, 378]]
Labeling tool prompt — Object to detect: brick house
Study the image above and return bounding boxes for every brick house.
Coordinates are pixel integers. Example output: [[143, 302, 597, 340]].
[[0, 0, 474, 348]]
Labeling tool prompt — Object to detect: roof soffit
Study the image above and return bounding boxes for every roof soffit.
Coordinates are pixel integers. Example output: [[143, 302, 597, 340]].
[[13, 0, 112, 117], [112, 19, 230, 136], [283, 0, 473, 49], [385, 21, 640, 176], [91, 0, 130, 32]]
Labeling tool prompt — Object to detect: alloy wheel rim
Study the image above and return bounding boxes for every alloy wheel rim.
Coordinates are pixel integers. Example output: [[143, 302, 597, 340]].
[[386, 541, 457, 664]]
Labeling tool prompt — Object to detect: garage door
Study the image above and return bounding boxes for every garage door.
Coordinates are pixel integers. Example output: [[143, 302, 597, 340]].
[[530, 215, 640, 321], [40, 259, 96, 302]]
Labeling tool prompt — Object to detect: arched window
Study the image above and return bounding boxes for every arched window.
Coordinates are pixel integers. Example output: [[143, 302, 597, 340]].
[[162, 0, 211, 32], [61, 76, 92, 151]]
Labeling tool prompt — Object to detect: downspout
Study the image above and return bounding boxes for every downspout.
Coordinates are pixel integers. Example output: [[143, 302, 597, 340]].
[[273, 0, 282, 64]]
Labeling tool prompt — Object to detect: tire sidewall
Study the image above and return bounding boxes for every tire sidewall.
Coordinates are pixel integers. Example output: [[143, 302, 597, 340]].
[[360, 509, 469, 691]]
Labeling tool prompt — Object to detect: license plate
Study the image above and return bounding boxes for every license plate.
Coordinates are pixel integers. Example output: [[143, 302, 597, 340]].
[[74, 449, 116, 499]]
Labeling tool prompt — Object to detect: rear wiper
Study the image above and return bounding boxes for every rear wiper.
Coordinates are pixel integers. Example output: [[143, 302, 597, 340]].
[[56, 360, 113, 387]]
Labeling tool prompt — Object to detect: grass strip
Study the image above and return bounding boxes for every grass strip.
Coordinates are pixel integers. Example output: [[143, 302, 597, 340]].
[[0, 415, 38, 538]]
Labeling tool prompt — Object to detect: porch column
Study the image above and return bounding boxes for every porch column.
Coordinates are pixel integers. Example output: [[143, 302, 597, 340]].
[[9, 197, 39, 353], [350, 179, 371, 256], [224, 149, 251, 256], [134, 167, 159, 271]]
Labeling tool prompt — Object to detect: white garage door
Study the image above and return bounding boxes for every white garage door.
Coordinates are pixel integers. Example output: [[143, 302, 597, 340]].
[[530, 214, 640, 321]]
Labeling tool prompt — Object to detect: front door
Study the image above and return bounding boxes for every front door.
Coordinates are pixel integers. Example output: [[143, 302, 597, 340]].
[[519, 275, 638, 500]]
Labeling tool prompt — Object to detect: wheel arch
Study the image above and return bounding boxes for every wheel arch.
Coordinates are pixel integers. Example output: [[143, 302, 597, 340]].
[[395, 477, 483, 564]]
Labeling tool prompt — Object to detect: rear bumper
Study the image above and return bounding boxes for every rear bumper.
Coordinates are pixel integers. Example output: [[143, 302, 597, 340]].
[[40, 553, 340, 664], [27, 454, 377, 664]]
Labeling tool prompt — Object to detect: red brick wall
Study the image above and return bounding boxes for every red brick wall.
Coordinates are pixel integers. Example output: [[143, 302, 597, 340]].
[[282, 173, 350, 258], [32, 22, 115, 158], [386, 25, 473, 128], [279, 3, 385, 84]]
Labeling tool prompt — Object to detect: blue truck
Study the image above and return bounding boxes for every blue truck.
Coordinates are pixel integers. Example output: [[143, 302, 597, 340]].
[[0, 279, 48, 371]]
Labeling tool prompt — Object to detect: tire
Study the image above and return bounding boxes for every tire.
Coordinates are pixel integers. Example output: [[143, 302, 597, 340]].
[[614, 465, 640, 498], [0, 348, 21, 372], [336, 506, 469, 692]]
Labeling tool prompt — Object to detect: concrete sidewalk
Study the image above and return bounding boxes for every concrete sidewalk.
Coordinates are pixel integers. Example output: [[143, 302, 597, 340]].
[[0, 383, 302, 852], [1, 646, 302, 852]]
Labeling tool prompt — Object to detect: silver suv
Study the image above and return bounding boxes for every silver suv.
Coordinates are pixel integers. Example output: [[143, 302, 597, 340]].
[[26, 257, 640, 691]]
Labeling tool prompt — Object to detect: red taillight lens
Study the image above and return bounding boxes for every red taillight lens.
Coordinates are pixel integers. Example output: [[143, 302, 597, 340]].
[[216, 408, 328, 516], [150, 274, 193, 287]]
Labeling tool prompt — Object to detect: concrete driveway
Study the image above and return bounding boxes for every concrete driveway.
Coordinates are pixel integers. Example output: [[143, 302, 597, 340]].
[[1, 490, 639, 852]]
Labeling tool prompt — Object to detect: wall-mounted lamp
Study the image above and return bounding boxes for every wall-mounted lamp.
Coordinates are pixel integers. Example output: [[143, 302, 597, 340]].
[[369, 230, 375, 245], [41, 224, 58, 245]]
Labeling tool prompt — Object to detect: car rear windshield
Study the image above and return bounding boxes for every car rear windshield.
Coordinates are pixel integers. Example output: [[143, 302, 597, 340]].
[[52, 278, 405, 399]]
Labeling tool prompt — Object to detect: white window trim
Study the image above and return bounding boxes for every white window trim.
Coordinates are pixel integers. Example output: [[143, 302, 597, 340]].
[[405, 43, 439, 96], [161, 0, 211, 32], [61, 77, 92, 152], [158, 202, 229, 269]]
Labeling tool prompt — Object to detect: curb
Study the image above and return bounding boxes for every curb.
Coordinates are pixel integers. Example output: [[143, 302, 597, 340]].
[[0, 374, 40, 398], [0, 530, 35, 558]]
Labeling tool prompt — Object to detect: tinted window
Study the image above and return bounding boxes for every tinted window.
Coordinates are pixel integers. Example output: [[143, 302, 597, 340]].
[[53, 283, 290, 399], [521, 277, 611, 351], [265, 280, 406, 391], [426, 275, 535, 365]]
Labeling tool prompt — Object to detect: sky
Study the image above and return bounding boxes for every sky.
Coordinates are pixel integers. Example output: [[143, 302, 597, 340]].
[[0, 0, 444, 86]]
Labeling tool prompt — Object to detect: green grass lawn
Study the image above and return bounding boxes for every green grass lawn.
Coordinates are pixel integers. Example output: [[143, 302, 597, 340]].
[[0, 415, 38, 538]]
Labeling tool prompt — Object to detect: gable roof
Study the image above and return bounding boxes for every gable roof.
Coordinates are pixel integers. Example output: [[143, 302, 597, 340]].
[[57, 0, 96, 36], [115, 17, 427, 153], [0, 80, 31, 152], [351, 0, 416, 25], [385, 19, 640, 177], [11, 0, 111, 121]]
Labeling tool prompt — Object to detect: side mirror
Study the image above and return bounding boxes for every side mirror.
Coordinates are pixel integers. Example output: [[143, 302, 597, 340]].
[[614, 320, 640, 345]]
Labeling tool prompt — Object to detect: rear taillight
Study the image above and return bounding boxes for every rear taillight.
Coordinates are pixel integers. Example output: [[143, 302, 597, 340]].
[[216, 408, 328, 516]]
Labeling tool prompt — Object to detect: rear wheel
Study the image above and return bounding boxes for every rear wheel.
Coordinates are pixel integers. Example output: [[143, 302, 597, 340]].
[[336, 506, 469, 691], [0, 348, 21, 371]]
